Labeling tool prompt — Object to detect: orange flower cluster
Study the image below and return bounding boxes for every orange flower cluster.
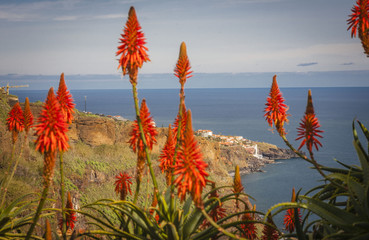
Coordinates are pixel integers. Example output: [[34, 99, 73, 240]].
[[240, 211, 257, 240], [35, 88, 69, 154], [296, 90, 323, 152], [283, 188, 301, 233], [262, 215, 279, 240], [174, 42, 193, 86], [23, 97, 34, 134], [173, 110, 209, 207], [59, 192, 76, 231], [159, 125, 176, 185], [129, 99, 158, 153], [201, 182, 227, 229], [264, 75, 289, 136], [57, 73, 75, 124], [6, 102, 24, 144], [129, 99, 158, 180], [116, 6, 150, 78], [347, 0, 369, 38], [35, 88, 69, 183], [114, 172, 133, 200]]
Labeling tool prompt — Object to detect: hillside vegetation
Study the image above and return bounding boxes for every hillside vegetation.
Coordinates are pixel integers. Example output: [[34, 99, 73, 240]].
[[0, 91, 296, 230]]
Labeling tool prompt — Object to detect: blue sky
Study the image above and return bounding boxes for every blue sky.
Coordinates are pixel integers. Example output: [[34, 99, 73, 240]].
[[0, 0, 368, 77]]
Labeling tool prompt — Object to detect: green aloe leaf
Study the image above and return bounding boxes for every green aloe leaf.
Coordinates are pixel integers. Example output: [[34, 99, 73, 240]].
[[76, 209, 143, 239], [0, 193, 34, 219], [183, 196, 193, 217], [351, 232, 369, 240], [353, 121, 369, 183], [166, 222, 179, 240], [266, 202, 301, 219], [365, 184, 369, 217], [335, 159, 362, 172], [357, 120, 369, 143], [353, 221, 369, 229], [0, 218, 10, 230], [347, 175, 367, 214], [299, 196, 364, 232], [182, 207, 203, 239]]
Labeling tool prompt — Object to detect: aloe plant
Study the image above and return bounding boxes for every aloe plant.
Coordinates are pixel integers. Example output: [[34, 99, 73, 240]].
[[0, 193, 48, 240], [265, 99, 369, 239]]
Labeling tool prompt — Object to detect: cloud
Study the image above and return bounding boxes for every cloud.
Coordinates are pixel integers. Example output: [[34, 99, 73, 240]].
[[53, 15, 79, 21], [94, 14, 122, 20], [0, 0, 133, 22], [297, 62, 318, 67], [0, 1, 59, 21], [341, 62, 354, 65]]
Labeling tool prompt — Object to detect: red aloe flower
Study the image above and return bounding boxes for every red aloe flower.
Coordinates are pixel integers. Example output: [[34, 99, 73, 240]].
[[262, 215, 280, 240], [128, 99, 157, 181], [173, 110, 209, 207], [264, 75, 289, 136], [129, 99, 158, 153], [116, 6, 150, 78], [57, 73, 75, 124], [35, 88, 69, 154], [35, 88, 69, 183], [23, 97, 34, 134], [159, 125, 176, 185], [296, 90, 323, 152], [114, 172, 133, 200], [6, 102, 24, 144], [284, 188, 301, 233], [174, 42, 193, 86], [59, 192, 76, 231], [201, 182, 227, 230], [240, 209, 257, 240], [347, 0, 369, 38]]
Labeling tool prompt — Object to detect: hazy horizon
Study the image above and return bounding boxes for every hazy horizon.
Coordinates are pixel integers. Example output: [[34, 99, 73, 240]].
[[1, 70, 369, 90]]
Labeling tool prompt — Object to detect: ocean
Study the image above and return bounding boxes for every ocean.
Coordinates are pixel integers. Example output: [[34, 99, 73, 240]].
[[11, 87, 369, 222]]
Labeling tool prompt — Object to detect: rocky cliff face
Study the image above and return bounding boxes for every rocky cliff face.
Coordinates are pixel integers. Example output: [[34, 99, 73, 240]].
[[12, 100, 298, 177], [2, 96, 299, 190]]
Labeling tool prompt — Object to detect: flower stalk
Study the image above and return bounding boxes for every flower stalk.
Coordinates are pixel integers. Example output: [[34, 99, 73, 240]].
[[26, 88, 69, 240], [116, 6, 158, 204], [56, 73, 75, 239]]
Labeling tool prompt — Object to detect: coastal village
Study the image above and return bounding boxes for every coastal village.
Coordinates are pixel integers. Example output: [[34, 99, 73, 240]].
[[195, 129, 263, 160]]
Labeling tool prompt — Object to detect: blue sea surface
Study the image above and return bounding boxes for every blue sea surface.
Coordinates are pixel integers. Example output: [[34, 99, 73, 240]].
[[12, 87, 369, 224]]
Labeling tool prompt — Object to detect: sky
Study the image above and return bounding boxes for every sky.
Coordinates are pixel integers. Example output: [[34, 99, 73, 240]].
[[0, 0, 368, 75]]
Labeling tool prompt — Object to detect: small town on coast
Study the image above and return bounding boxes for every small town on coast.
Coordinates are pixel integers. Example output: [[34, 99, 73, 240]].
[[195, 129, 263, 159]]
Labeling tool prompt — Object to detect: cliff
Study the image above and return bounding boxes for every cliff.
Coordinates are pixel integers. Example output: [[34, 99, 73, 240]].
[[0, 94, 298, 220]]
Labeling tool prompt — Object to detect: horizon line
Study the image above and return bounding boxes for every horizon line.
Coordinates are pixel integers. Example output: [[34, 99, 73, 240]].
[[2, 69, 369, 76]]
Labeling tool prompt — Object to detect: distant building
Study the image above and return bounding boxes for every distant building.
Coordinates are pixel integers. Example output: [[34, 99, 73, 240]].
[[113, 115, 128, 121], [235, 136, 244, 141], [253, 144, 263, 159], [195, 129, 213, 138]]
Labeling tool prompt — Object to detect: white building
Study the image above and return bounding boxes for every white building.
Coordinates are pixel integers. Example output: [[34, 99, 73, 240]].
[[253, 144, 263, 159], [196, 130, 213, 138]]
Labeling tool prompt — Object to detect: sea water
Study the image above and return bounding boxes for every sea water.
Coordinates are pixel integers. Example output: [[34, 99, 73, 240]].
[[12, 87, 369, 221]]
